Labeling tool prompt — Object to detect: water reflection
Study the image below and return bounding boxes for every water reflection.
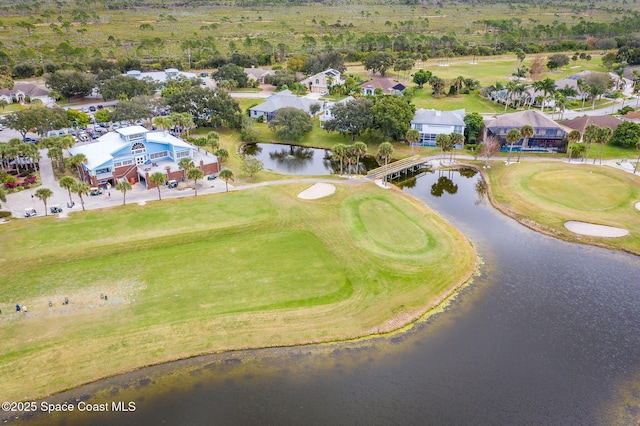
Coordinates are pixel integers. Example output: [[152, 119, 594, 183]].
[[241, 143, 378, 175]]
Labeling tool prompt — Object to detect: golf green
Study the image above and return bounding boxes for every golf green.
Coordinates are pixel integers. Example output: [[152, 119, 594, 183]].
[[0, 182, 475, 400]]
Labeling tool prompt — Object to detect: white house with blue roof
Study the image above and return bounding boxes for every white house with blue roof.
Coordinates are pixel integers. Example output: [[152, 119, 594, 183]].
[[410, 109, 466, 147], [68, 125, 219, 189]]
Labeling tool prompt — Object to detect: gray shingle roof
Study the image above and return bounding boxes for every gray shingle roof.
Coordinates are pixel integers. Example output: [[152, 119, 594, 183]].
[[486, 110, 564, 129], [411, 108, 465, 126], [250, 91, 322, 114]]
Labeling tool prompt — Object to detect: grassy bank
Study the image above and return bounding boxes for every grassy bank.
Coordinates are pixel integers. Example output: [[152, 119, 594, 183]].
[[481, 161, 640, 254], [0, 182, 475, 401]]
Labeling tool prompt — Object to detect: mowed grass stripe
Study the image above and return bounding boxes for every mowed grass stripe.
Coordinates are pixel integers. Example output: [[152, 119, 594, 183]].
[[0, 183, 475, 400]]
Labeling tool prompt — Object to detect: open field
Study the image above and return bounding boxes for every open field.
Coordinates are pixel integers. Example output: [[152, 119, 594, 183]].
[[482, 161, 640, 254], [0, 182, 475, 401]]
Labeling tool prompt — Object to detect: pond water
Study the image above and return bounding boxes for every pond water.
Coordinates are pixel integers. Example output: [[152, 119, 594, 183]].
[[241, 143, 379, 175], [14, 169, 640, 426]]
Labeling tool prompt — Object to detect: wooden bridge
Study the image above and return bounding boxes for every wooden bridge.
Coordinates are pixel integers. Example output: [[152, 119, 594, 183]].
[[366, 155, 432, 181]]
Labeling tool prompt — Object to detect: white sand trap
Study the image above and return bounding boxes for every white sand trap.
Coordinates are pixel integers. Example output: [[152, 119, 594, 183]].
[[565, 221, 629, 237], [636, 202, 640, 211], [297, 183, 336, 200], [138, 200, 146, 206]]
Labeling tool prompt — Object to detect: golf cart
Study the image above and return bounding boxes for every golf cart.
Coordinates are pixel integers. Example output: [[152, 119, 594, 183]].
[[89, 187, 103, 196], [50, 205, 63, 214], [167, 179, 178, 189], [24, 207, 36, 217], [206, 174, 217, 181]]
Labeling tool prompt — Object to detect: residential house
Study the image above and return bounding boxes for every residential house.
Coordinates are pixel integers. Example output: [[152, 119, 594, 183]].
[[0, 83, 54, 105], [410, 109, 466, 147], [249, 90, 323, 121], [561, 115, 623, 134], [244, 67, 275, 85], [360, 78, 406, 96], [124, 69, 198, 84], [300, 69, 344, 94], [485, 110, 568, 152], [67, 125, 219, 189], [319, 96, 355, 127]]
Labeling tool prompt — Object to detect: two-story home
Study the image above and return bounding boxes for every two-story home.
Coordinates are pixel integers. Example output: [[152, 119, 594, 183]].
[[300, 69, 344, 94], [67, 126, 219, 189], [410, 109, 466, 147]]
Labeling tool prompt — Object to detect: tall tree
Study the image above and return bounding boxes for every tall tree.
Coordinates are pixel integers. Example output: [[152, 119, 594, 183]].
[[376, 142, 394, 186], [518, 125, 534, 163], [219, 169, 234, 192], [72, 181, 90, 211], [268, 108, 313, 141], [450, 132, 464, 161], [351, 142, 368, 174], [59, 176, 77, 206], [187, 167, 204, 196], [241, 157, 263, 179], [435, 134, 450, 161], [583, 124, 599, 163], [115, 180, 132, 205], [178, 157, 195, 181], [45, 70, 96, 103], [371, 96, 415, 141], [567, 130, 581, 163], [149, 172, 166, 200], [505, 128, 521, 164], [532, 78, 556, 113], [323, 97, 373, 141], [595, 126, 613, 165], [405, 129, 420, 155], [35, 188, 53, 216], [480, 136, 500, 168], [463, 112, 484, 144]]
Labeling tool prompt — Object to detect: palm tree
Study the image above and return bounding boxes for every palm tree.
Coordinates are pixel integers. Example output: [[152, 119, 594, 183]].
[[567, 130, 581, 163], [187, 167, 204, 195], [583, 124, 599, 163], [518, 125, 534, 163], [72, 181, 90, 211], [595, 126, 613, 165], [219, 169, 234, 192], [553, 92, 567, 120], [149, 172, 166, 200], [35, 188, 53, 216], [577, 78, 589, 111], [505, 128, 521, 165], [215, 148, 229, 164], [206, 131, 220, 154], [352, 141, 368, 174], [59, 176, 77, 206], [178, 157, 194, 181], [435, 134, 450, 161], [115, 180, 132, 205], [504, 80, 518, 112], [449, 132, 464, 161], [67, 153, 87, 181], [48, 146, 64, 172], [376, 142, 394, 186], [332, 143, 348, 175], [532, 78, 556, 112], [405, 129, 420, 155]]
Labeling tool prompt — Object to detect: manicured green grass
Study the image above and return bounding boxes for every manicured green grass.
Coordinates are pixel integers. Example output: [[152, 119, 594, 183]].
[[483, 161, 640, 254], [0, 183, 475, 400]]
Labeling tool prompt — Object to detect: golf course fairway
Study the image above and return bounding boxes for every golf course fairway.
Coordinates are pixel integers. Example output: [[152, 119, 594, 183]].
[[0, 182, 475, 401]]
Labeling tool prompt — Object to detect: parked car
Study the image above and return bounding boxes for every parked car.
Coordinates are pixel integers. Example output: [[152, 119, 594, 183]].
[[207, 174, 217, 181], [58, 130, 66, 136], [24, 207, 36, 217], [23, 137, 38, 144], [89, 106, 96, 112], [89, 187, 103, 196], [167, 180, 178, 189], [50, 205, 62, 214], [97, 104, 104, 110]]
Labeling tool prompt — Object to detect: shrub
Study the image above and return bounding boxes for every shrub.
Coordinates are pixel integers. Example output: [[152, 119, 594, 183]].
[[0, 211, 11, 219]]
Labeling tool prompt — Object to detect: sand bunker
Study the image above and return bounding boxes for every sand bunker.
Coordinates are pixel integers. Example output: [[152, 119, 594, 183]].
[[564, 221, 629, 237], [636, 202, 640, 212], [297, 183, 336, 200]]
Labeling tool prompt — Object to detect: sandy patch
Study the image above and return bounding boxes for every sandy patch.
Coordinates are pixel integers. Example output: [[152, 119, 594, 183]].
[[138, 200, 146, 206], [57, 211, 69, 219], [297, 183, 336, 200], [636, 202, 640, 212], [564, 221, 629, 237]]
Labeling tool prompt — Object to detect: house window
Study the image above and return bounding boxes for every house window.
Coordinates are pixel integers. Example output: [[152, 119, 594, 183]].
[[315, 79, 319, 84], [95, 167, 111, 174], [150, 150, 168, 160], [176, 150, 189, 159], [132, 142, 146, 155]]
